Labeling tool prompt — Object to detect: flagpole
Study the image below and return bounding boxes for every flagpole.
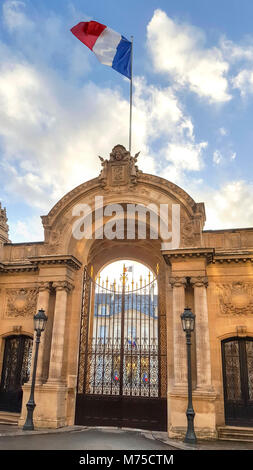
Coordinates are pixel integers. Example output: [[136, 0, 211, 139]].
[[129, 36, 133, 154]]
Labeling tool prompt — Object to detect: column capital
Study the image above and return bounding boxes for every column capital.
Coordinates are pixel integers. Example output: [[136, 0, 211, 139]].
[[190, 276, 208, 288], [169, 276, 187, 288], [37, 281, 52, 293], [52, 280, 74, 292]]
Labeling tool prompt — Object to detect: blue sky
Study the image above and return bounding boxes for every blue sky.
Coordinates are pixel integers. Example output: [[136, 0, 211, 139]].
[[0, 0, 253, 242]]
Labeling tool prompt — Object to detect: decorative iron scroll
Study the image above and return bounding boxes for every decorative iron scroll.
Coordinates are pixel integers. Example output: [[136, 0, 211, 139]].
[[0, 335, 33, 392], [223, 340, 242, 401], [77, 267, 166, 398], [77, 268, 91, 394]]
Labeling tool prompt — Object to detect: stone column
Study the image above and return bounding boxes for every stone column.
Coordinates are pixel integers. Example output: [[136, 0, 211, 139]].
[[29, 282, 51, 385], [191, 276, 212, 390], [47, 281, 73, 383], [170, 277, 187, 388]]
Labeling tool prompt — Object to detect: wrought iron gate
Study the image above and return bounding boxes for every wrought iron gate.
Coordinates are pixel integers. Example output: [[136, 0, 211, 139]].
[[222, 337, 253, 426], [0, 335, 33, 412], [75, 266, 167, 431]]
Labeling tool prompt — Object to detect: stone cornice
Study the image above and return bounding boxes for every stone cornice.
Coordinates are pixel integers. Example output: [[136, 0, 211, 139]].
[[212, 250, 253, 264], [163, 248, 253, 265], [0, 261, 38, 273], [163, 248, 214, 265], [28, 254, 82, 270]]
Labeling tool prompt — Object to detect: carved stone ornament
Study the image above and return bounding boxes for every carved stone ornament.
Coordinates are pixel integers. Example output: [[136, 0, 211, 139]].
[[5, 288, 38, 318], [169, 277, 187, 288], [38, 281, 51, 293], [52, 280, 74, 292], [180, 217, 196, 247], [46, 215, 69, 253], [98, 144, 142, 189], [217, 282, 253, 315], [190, 276, 208, 288], [0, 202, 10, 243]]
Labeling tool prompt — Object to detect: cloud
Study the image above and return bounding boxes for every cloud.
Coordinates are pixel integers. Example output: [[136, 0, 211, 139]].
[[187, 179, 253, 229], [220, 37, 253, 63], [5, 3, 250, 242], [9, 215, 44, 242], [1, 0, 91, 78], [146, 9, 231, 103], [219, 127, 228, 136], [204, 181, 253, 229], [220, 37, 253, 96], [2, 0, 33, 31], [0, 57, 206, 215], [232, 69, 253, 96], [213, 150, 223, 165]]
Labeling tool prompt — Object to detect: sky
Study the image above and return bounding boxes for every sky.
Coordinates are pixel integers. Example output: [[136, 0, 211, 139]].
[[0, 0, 253, 242], [98, 260, 156, 292]]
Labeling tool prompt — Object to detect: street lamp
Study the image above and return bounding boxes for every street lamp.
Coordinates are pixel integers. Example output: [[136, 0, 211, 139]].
[[23, 308, 48, 431], [181, 307, 197, 444]]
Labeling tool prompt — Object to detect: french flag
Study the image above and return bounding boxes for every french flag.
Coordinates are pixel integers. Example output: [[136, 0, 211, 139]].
[[71, 21, 132, 79]]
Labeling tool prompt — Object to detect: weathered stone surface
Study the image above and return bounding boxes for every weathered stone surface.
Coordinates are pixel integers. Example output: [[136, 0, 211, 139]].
[[0, 144, 252, 438]]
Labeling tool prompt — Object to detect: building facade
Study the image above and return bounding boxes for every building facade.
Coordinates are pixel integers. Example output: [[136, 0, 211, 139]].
[[0, 144, 253, 440]]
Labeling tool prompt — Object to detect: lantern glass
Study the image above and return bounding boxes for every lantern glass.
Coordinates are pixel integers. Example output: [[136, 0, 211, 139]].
[[34, 309, 48, 332], [181, 308, 195, 333]]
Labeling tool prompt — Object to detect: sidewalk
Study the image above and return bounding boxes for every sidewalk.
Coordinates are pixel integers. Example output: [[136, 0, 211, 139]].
[[0, 424, 253, 450]]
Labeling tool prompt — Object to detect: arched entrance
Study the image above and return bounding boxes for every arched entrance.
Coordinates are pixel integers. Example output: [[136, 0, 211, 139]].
[[75, 260, 167, 431], [0, 335, 33, 413], [222, 337, 253, 426]]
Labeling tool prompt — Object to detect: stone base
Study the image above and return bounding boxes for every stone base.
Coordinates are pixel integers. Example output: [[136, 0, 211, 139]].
[[18, 382, 68, 429], [168, 388, 218, 440], [168, 425, 217, 440]]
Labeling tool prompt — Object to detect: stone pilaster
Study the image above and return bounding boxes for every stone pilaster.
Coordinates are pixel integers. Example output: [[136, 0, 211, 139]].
[[28, 282, 51, 385], [170, 277, 187, 388], [190, 276, 212, 390], [47, 280, 73, 383]]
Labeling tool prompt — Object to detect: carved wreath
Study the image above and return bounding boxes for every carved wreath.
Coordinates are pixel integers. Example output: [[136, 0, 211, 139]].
[[216, 282, 253, 315], [6, 288, 38, 318]]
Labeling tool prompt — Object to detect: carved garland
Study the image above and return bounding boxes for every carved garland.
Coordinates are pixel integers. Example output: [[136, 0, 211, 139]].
[[216, 282, 253, 315], [5, 288, 38, 318]]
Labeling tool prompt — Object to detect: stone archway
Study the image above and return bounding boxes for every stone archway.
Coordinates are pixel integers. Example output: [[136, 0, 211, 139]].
[[19, 144, 213, 435]]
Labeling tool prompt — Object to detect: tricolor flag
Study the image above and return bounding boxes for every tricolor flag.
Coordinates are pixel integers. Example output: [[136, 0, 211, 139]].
[[70, 21, 132, 79], [124, 266, 133, 273]]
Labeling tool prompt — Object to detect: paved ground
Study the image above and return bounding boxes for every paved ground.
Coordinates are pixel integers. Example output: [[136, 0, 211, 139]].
[[0, 427, 173, 450], [0, 425, 253, 450]]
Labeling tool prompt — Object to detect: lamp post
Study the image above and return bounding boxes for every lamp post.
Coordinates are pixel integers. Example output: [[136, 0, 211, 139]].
[[181, 307, 197, 444], [23, 308, 48, 431]]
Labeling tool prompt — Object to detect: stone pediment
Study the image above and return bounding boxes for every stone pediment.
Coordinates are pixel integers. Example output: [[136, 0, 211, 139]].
[[98, 144, 142, 189]]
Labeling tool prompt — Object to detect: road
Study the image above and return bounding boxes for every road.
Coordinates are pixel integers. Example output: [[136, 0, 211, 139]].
[[0, 427, 174, 450]]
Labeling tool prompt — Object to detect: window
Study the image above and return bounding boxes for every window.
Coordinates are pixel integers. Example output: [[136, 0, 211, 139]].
[[99, 326, 107, 343]]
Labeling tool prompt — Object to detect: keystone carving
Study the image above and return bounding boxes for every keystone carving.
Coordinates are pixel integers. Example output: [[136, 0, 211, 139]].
[[98, 144, 142, 188]]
